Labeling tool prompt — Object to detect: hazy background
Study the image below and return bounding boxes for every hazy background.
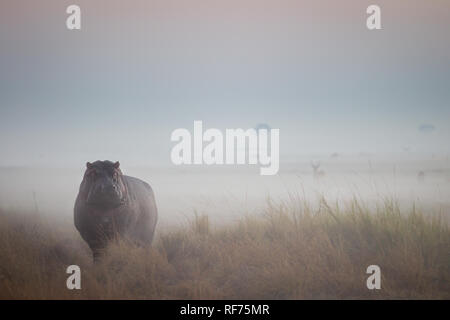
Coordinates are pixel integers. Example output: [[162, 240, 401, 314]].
[[0, 0, 449, 227]]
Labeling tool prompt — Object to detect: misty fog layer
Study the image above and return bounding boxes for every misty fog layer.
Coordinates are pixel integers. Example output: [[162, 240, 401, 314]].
[[1, 1, 449, 227], [1, 154, 449, 228]]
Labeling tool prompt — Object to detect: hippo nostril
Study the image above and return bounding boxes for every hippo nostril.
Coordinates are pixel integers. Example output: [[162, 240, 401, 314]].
[[106, 185, 117, 194]]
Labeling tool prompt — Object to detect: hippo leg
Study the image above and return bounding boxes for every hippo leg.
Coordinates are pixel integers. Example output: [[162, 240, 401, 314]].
[[86, 237, 107, 263], [92, 248, 102, 262]]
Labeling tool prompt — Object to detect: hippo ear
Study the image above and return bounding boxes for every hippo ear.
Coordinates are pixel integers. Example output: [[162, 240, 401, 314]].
[[114, 161, 120, 169], [86, 162, 92, 169]]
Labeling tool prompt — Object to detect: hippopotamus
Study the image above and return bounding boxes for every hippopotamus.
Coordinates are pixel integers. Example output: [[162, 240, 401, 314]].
[[74, 160, 158, 260]]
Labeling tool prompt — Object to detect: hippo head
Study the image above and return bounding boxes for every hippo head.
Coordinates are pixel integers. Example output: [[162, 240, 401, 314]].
[[82, 160, 126, 209]]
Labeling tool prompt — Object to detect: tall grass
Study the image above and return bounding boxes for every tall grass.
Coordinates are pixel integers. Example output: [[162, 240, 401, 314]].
[[0, 198, 449, 299]]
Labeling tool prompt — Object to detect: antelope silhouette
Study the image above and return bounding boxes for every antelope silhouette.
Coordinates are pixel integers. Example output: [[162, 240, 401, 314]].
[[311, 161, 325, 180]]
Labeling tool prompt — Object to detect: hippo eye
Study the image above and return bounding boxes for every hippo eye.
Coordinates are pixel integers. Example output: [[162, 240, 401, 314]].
[[112, 172, 119, 182]]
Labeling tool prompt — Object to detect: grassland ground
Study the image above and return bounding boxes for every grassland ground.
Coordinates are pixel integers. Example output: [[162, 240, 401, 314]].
[[0, 197, 449, 299]]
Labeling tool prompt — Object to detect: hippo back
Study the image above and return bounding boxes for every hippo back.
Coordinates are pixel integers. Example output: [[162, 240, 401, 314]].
[[120, 175, 158, 244]]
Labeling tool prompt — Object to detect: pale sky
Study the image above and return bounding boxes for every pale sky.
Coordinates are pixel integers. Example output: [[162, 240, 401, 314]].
[[1, 0, 449, 166]]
